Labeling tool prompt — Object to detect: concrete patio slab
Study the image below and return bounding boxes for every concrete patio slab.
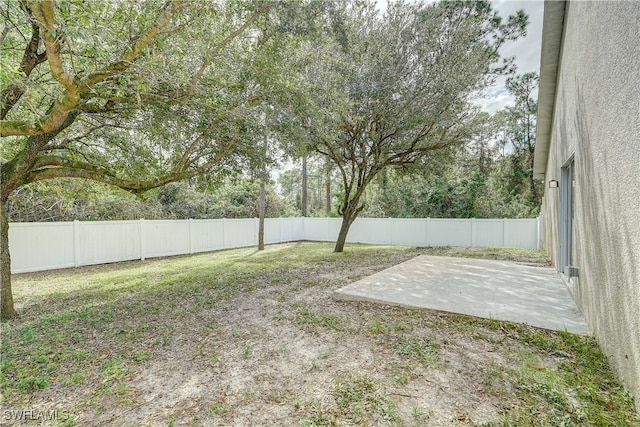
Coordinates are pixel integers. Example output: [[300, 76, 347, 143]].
[[334, 255, 589, 335]]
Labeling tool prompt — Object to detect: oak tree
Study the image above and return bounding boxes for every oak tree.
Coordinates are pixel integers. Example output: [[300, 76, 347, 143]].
[[0, 0, 272, 319], [281, 0, 527, 252]]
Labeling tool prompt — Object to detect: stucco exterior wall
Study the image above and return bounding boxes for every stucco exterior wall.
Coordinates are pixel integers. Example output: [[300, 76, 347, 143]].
[[541, 1, 640, 410]]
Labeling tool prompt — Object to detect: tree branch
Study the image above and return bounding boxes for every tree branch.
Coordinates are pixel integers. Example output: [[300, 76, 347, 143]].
[[171, 2, 269, 104], [28, 0, 74, 90], [175, 95, 261, 173], [1, 16, 48, 119], [1, 0, 183, 137], [79, 0, 184, 89], [27, 134, 239, 195]]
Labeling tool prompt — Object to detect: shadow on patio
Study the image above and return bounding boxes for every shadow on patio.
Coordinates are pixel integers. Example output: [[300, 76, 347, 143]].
[[335, 255, 589, 335]]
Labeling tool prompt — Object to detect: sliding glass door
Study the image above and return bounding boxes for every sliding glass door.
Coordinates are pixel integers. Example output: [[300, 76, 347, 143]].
[[560, 157, 575, 273]]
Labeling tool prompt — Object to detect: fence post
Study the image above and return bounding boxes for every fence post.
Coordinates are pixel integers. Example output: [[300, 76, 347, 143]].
[[222, 218, 226, 249], [189, 218, 194, 254], [139, 218, 145, 261], [537, 215, 542, 249], [471, 218, 476, 247], [254, 217, 258, 245], [502, 218, 507, 247], [326, 218, 331, 242], [279, 217, 283, 243], [426, 217, 430, 247], [73, 220, 80, 267], [388, 217, 393, 245]]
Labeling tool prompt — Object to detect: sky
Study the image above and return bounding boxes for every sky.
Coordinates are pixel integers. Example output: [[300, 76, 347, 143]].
[[479, 0, 545, 112]]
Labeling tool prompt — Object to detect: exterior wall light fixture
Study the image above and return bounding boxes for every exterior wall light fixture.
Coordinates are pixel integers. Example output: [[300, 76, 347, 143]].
[[549, 180, 559, 188]]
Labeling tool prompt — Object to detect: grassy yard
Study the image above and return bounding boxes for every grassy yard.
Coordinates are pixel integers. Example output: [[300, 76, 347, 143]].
[[1, 242, 637, 426]]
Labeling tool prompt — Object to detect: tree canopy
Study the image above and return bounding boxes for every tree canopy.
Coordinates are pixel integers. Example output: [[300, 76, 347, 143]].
[[278, 0, 528, 251], [0, 0, 281, 319], [1, 0, 276, 198]]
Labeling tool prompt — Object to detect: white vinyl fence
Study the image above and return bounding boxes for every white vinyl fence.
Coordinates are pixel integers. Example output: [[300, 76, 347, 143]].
[[8, 217, 541, 274]]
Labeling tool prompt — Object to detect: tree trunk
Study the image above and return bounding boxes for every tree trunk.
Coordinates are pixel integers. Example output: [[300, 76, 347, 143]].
[[334, 182, 369, 253], [334, 212, 354, 253], [334, 198, 362, 253], [325, 161, 331, 214], [258, 180, 265, 250], [528, 144, 537, 201], [1, 198, 17, 320], [301, 155, 308, 217]]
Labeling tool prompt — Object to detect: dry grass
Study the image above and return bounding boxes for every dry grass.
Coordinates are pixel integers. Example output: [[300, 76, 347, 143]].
[[1, 242, 637, 426]]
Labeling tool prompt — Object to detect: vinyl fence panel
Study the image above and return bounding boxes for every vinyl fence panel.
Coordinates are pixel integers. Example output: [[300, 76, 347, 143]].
[[279, 218, 301, 242], [143, 220, 191, 259], [389, 219, 429, 247], [191, 219, 225, 253], [303, 218, 332, 242], [504, 219, 539, 249], [474, 219, 506, 247], [76, 220, 140, 266], [347, 218, 392, 245], [9, 222, 75, 273], [221, 218, 256, 249], [264, 218, 282, 245], [428, 219, 473, 247], [8, 216, 541, 274]]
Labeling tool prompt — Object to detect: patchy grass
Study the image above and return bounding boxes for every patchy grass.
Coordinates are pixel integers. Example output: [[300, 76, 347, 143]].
[[2, 242, 637, 426], [301, 374, 399, 426], [294, 304, 343, 332], [421, 245, 552, 266]]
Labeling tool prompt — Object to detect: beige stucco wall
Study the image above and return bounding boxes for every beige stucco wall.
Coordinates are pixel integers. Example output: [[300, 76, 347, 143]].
[[541, 1, 640, 410]]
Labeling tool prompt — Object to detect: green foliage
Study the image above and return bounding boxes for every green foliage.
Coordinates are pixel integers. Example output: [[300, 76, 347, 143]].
[[396, 336, 439, 363], [487, 325, 638, 426], [362, 169, 485, 218], [294, 305, 342, 331], [360, 152, 540, 219], [0, 0, 303, 205], [494, 72, 543, 208], [210, 402, 231, 415], [331, 71, 543, 220], [276, 0, 528, 248], [333, 374, 399, 423], [154, 179, 295, 219], [6, 177, 295, 221], [277, 156, 336, 216], [1, 0, 290, 318], [5, 179, 163, 221]]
